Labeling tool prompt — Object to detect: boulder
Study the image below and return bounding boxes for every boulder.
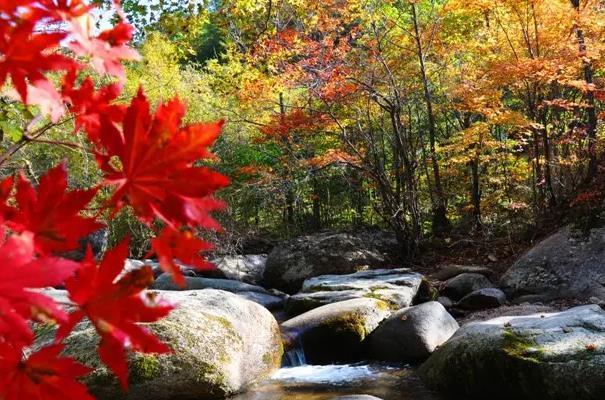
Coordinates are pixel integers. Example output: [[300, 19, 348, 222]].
[[368, 302, 459, 362], [419, 304, 605, 400], [210, 255, 267, 285], [285, 268, 424, 316], [442, 273, 493, 301], [437, 296, 454, 308], [119, 259, 167, 280], [281, 298, 391, 364], [236, 291, 284, 310], [264, 231, 396, 294], [152, 274, 267, 294], [430, 264, 494, 281], [62, 229, 108, 260], [501, 225, 605, 301], [151, 275, 284, 310], [142, 260, 201, 278], [456, 288, 507, 311], [36, 290, 283, 400]]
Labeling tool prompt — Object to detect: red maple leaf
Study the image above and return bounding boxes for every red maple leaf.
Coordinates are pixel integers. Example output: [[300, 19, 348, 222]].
[[97, 89, 229, 227], [68, 21, 139, 80], [0, 343, 93, 400], [59, 239, 173, 389], [150, 227, 214, 286], [37, 0, 92, 19], [0, 232, 79, 346], [62, 68, 126, 142], [0, 20, 74, 109], [1, 164, 103, 255]]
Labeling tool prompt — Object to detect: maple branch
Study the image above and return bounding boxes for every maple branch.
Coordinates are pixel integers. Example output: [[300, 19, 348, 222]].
[[0, 117, 76, 167], [22, 134, 88, 152]]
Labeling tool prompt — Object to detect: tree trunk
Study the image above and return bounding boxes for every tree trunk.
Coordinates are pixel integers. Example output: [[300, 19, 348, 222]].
[[570, 0, 598, 182], [311, 173, 321, 230], [540, 124, 557, 207], [469, 158, 482, 230], [411, 3, 450, 236], [279, 92, 295, 227]]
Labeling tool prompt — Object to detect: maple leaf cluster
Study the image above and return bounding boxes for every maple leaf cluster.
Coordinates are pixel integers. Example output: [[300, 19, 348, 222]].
[[0, 1, 229, 399]]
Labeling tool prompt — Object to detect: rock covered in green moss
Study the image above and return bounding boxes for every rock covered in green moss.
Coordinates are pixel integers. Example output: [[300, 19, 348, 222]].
[[36, 289, 283, 400], [419, 304, 605, 400], [281, 297, 391, 364], [285, 268, 424, 316]]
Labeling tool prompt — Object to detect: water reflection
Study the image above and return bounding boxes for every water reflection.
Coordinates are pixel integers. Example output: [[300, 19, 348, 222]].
[[232, 363, 444, 400]]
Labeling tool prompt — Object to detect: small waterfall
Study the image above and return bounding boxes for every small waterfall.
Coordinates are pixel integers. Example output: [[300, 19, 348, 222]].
[[283, 343, 306, 367]]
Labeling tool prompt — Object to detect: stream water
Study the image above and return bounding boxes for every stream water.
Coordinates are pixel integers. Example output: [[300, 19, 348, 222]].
[[232, 348, 444, 400]]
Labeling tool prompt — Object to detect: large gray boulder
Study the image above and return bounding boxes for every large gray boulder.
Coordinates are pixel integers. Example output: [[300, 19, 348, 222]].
[[264, 231, 396, 294], [36, 290, 283, 400], [210, 255, 267, 285], [285, 268, 424, 316], [281, 298, 391, 364], [368, 302, 459, 362], [442, 273, 494, 301], [501, 226, 605, 301], [419, 304, 605, 400]]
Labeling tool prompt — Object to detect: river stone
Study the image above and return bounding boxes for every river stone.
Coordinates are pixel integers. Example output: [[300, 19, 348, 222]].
[[437, 296, 454, 308], [368, 302, 459, 362], [36, 290, 283, 400], [237, 291, 284, 310], [61, 228, 108, 260], [210, 255, 267, 285], [419, 304, 605, 400], [442, 273, 494, 301], [456, 288, 507, 311], [281, 298, 391, 364], [331, 396, 383, 400], [152, 274, 269, 294], [264, 231, 395, 294], [430, 264, 494, 281], [119, 259, 167, 280], [285, 268, 424, 316], [501, 225, 605, 301]]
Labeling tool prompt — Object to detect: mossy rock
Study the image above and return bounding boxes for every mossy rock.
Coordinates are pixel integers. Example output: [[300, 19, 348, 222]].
[[36, 289, 283, 400], [281, 297, 391, 364], [419, 305, 605, 400], [285, 268, 424, 317]]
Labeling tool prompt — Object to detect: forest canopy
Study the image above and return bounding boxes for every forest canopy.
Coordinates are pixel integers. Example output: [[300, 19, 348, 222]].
[[5, 0, 605, 257]]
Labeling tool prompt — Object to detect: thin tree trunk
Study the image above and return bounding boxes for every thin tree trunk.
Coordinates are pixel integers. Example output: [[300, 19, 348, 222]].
[[570, 0, 598, 181], [411, 3, 450, 236], [279, 93, 295, 227], [469, 158, 482, 230], [311, 173, 321, 230], [540, 124, 557, 207]]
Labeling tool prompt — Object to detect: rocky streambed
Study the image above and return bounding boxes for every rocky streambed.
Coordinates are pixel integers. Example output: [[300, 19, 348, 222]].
[[233, 363, 443, 400], [39, 229, 605, 400]]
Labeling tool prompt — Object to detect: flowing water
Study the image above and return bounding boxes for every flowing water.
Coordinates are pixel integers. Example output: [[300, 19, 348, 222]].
[[232, 361, 445, 400]]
